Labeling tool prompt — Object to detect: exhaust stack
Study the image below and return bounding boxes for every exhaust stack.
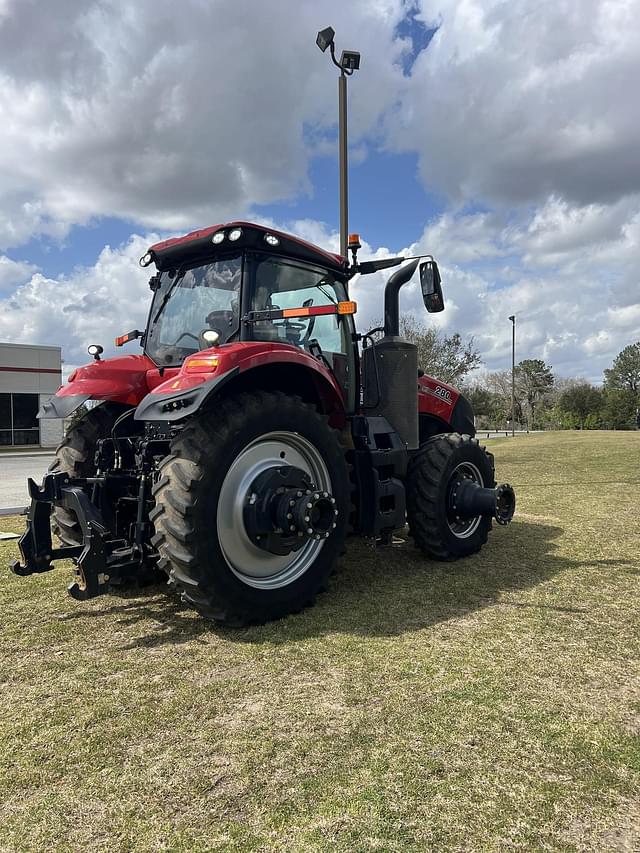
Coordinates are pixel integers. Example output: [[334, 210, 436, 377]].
[[383, 258, 419, 337]]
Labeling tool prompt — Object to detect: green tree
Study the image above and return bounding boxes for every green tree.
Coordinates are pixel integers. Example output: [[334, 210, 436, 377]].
[[516, 359, 554, 429], [486, 370, 521, 427], [397, 315, 482, 385], [604, 342, 640, 392], [558, 383, 603, 429], [460, 384, 504, 429], [463, 385, 496, 417], [601, 388, 638, 430]]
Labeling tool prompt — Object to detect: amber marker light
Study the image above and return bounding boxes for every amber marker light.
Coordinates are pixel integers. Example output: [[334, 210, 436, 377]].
[[337, 300, 357, 315], [184, 355, 220, 372]]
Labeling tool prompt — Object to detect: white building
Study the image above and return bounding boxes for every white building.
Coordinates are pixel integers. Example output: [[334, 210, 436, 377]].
[[0, 342, 64, 448]]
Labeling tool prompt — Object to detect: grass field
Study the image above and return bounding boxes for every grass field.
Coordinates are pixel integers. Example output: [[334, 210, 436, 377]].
[[1, 431, 639, 852]]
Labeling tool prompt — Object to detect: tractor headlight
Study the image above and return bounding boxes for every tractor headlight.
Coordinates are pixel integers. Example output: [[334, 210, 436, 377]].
[[228, 228, 242, 242], [264, 233, 279, 246], [139, 252, 152, 267], [211, 231, 226, 244]]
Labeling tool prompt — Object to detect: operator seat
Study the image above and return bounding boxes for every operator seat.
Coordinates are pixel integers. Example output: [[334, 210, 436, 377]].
[[252, 262, 282, 342]]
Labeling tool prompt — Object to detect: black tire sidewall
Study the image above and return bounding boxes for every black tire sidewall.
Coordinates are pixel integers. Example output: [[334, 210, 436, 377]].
[[183, 398, 349, 618], [439, 442, 493, 554], [407, 435, 495, 559]]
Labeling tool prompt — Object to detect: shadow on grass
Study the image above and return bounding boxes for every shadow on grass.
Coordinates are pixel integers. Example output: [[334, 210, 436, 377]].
[[55, 518, 628, 650]]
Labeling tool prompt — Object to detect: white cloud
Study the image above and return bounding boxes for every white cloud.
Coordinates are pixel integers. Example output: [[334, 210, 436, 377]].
[[0, 255, 37, 292], [0, 0, 410, 248], [0, 0, 637, 386], [0, 235, 154, 364], [0, 205, 637, 385], [396, 0, 640, 207]]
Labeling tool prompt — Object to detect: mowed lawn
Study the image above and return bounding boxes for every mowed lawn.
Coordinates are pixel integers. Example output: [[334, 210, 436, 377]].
[[1, 431, 639, 852]]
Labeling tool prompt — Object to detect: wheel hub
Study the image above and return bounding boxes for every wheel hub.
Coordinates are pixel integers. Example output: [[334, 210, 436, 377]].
[[243, 465, 338, 556]]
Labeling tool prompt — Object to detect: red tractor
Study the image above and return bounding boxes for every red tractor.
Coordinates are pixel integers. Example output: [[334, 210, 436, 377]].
[[12, 222, 515, 625]]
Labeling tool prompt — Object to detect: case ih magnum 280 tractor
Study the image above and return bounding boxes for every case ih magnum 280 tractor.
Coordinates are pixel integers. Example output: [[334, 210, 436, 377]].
[[12, 223, 515, 625]]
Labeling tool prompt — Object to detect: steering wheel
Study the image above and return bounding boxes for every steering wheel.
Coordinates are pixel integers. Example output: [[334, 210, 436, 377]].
[[172, 332, 200, 347]]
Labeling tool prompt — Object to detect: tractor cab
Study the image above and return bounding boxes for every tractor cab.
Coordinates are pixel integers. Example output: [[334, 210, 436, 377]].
[[141, 222, 358, 410]]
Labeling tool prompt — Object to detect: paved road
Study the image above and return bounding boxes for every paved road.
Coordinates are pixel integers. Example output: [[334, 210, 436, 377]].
[[0, 453, 55, 511]]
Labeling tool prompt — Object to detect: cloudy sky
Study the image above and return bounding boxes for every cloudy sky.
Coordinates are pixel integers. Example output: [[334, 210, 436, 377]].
[[0, 0, 638, 382]]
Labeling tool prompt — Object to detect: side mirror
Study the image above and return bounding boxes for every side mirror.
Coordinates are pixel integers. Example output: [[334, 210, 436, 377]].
[[420, 260, 444, 313]]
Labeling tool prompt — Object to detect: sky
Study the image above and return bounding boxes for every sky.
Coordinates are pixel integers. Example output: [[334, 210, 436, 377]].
[[0, 0, 638, 383]]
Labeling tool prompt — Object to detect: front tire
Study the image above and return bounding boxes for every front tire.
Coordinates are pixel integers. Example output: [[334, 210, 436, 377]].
[[406, 433, 495, 560], [151, 391, 349, 625]]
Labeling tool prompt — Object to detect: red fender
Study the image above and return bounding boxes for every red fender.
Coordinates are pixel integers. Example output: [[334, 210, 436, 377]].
[[143, 341, 346, 423], [418, 375, 460, 424], [57, 354, 161, 405]]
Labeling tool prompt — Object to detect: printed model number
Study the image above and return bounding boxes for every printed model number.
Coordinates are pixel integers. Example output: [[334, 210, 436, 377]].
[[434, 385, 452, 401]]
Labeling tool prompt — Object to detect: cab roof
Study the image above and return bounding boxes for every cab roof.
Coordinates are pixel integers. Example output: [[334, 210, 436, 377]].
[[147, 221, 347, 275]]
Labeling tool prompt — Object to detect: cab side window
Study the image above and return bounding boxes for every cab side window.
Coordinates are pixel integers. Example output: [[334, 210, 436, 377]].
[[252, 257, 347, 356]]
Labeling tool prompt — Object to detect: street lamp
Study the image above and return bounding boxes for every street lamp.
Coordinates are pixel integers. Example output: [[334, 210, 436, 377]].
[[316, 26, 361, 258], [509, 315, 516, 437]]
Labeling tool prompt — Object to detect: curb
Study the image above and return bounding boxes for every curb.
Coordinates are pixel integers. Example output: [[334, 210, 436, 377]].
[[0, 452, 55, 459], [0, 506, 26, 517]]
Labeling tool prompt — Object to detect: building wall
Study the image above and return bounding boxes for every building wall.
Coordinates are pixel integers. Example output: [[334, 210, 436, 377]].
[[0, 342, 64, 447]]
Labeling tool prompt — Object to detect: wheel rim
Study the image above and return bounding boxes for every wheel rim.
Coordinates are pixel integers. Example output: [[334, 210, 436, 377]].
[[446, 461, 484, 539], [217, 431, 332, 589]]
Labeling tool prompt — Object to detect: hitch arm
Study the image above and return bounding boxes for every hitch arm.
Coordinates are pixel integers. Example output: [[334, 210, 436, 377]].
[[11, 476, 84, 576], [11, 472, 120, 600]]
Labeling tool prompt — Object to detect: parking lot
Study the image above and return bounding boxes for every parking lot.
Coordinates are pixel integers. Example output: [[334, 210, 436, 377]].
[[0, 452, 55, 512]]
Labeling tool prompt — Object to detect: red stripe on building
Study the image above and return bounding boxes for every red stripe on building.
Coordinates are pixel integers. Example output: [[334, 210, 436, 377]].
[[0, 366, 61, 375]]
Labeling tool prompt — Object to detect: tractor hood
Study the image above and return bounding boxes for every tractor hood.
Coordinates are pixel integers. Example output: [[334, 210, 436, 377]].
[[38, 354, 163, 420]]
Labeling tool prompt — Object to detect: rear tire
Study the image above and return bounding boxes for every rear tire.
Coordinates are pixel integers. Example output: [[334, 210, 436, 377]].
[[151, 391, 349, 625], [49, 402, 132, 545], [406, 433, 495, 560]]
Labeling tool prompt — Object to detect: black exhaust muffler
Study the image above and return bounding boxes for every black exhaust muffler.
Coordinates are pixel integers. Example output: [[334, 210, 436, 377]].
[[452, 480, 516, 525]]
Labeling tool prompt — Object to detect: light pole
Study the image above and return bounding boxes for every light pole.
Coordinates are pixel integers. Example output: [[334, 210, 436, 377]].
[[509, 315, 516, 437], [316, 27, 360, 258]]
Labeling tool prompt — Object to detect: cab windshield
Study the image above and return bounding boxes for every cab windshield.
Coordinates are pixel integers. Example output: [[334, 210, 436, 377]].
[[145, 255, 242, 365]]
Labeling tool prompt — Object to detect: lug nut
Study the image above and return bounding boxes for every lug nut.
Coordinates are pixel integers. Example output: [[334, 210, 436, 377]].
[[290, 525, 296, 531], [306, 502, 312, 509], [287, 512, 293, 519], [307, 528, 313, 535]]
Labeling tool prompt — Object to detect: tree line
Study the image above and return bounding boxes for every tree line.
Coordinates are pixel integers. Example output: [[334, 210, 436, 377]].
[[397, 317, 640, 431]]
